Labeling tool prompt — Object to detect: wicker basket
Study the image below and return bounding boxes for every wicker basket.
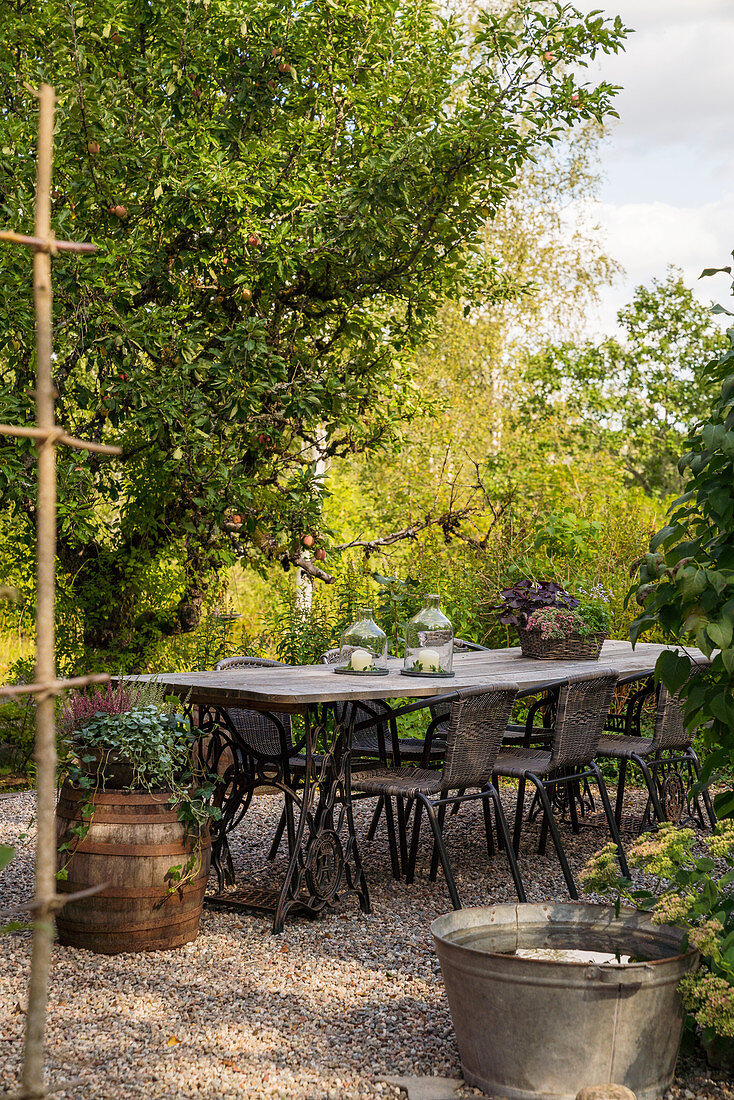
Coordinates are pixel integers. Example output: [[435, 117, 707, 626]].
[[516, 627, 606, 660]]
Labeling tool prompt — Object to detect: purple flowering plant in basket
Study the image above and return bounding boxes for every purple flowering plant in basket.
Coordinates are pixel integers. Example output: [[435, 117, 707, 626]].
[[490, 579, 581, 630]]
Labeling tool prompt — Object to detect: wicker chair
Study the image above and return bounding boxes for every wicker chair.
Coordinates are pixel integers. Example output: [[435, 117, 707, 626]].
[[597, 665, 716, 831], [492, 668, 628, 899], [352, 684, 525, 908], [427, 638, 489, 735], [210, 656, 300, 882], [324, 640, 487, 858], [319, 647, 449, 876], [320, 647, 446, 763]]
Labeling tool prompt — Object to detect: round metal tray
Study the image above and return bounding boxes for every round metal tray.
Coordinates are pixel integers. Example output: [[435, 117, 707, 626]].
[[333, 667, 390, 676], [400, 668, 455, 679]]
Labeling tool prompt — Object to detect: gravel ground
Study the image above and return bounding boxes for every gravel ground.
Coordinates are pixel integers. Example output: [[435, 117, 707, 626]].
[[1, 788, 732, 1100]]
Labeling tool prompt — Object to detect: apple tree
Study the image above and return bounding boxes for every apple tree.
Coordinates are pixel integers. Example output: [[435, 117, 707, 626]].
[[0, 0, 627, 664]]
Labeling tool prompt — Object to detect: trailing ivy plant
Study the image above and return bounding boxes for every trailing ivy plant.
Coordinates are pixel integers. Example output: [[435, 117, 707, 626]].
[[630, 264, 734, 819], [58, 680, 220, 889]]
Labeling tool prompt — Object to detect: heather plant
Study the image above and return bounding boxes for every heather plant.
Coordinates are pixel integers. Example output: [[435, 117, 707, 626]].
[[581, 823, 734, 1052], [525, 606, 586, 640], [59, 677, 176, 737]]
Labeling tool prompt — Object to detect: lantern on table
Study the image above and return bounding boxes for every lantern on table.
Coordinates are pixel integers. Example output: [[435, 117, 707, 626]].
[[336, 608, 389, 674], [403, 594, 454, 677]]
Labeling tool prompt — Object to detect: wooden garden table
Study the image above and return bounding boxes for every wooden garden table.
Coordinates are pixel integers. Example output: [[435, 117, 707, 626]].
[[137, 640, 706, 933]]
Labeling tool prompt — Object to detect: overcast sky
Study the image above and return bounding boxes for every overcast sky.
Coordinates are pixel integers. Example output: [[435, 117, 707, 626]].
[[571, 0, 734, 335]]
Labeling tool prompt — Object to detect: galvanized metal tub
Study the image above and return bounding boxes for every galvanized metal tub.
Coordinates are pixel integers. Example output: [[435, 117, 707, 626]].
[[431, 903, 698, 1100]]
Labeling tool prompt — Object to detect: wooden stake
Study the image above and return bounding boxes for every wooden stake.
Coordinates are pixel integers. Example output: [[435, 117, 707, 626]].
[[0, 83, 122, 1100], [20, 82, 58, 1100]]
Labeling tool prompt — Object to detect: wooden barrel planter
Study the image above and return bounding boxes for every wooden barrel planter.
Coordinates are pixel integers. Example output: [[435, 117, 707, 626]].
[[56, 784, 211, 954]]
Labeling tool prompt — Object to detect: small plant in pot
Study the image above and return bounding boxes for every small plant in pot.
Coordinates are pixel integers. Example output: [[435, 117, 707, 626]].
[[582, 822, 734, 1073], [56, 680, 219, 954], [492, 579, 612, 659]]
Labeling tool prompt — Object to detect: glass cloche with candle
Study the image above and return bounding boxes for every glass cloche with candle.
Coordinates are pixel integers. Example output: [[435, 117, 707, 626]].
[[403, 594, 454, 676], [337, 608, 389, 674]]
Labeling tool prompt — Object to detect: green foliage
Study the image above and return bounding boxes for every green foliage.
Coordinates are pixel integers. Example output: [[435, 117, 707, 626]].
[[0, 696, 35, 778], [266, 602, 337, 666], [576, 584, 614, 635], [229, 485, 655, 662], [59, 684, 219, 848], [372, 574, 424, 655], [534, 510, 603, 559], [0, 844, 26, 935], [629, 276, 734, 818], [521, 271, 729, 496], [0, 0, 627, 661], [581, 823, 734, 1044]]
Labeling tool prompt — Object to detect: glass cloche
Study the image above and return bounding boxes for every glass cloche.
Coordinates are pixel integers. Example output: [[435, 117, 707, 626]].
[[337, 608, 389, 674], [403, 594, 454, 676]]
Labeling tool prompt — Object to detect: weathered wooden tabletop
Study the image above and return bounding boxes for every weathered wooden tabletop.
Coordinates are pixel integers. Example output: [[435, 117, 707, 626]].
[[132, 640, 706, 714]]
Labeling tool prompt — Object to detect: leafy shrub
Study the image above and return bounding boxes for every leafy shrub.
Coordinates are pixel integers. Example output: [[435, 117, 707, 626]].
[[582, 823, 734, 1047]]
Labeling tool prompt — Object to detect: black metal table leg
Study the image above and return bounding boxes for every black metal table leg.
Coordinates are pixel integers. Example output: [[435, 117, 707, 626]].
[[273, 701, 370, 934], [194, 699, 369, 933]]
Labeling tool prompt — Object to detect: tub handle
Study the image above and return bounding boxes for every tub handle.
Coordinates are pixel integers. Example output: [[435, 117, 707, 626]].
[[586, 964, 652, 987]]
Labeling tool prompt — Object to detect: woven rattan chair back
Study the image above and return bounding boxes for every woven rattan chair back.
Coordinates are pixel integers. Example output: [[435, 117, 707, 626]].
[[213, 655, 293, 757], [319, 649, 388, 737], [548, 667, 618, 772], [440, 684, 518, 790], [428, 638, 490, 729], [648, 663, 703, 752]]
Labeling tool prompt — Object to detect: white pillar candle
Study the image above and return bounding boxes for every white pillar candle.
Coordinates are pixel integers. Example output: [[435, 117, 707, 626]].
[[416, 648, 441, 672], [350, 647, 373, 671]]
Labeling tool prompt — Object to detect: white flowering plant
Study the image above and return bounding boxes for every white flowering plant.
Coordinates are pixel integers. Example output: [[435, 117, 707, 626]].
[[581, 823, 734, 1048]]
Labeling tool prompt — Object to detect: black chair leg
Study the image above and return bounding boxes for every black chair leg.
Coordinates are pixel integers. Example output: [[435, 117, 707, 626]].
[[633, 753, 667, 826], [538, 798, 550, 856], [367, 795, 384, 841], [512, 776, 527, 857], [396, 796, 410, 874], [486, 785, 526, 902], [482, 790, 495, 857], [614, 759, 628, 829], [451, 789, 465, 816], [421, 796, 462, 910], [406, 798, 425, 884], [527, 774, 578, 899], [567, 775, 580, 835], [382, 795, 401, 880], [493, 779, 506, 850], [429, 802, 447, 881], [590, 762, 630, 878]]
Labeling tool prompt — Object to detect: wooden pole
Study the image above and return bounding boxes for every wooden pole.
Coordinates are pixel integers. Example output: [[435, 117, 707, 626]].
[[0, 83, 119, 1099], [20, 82, 58, 1100]]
